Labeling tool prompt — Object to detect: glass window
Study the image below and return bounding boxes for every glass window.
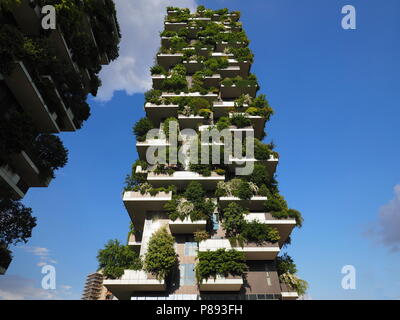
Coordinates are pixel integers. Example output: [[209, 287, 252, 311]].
[[180, 264, 195, 286], [184, 242, 197, 256]]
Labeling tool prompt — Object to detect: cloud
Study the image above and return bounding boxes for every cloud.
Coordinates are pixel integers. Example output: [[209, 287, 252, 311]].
[[95, 0, 198, 102], [18, 246, 57, 265], [0, 275, 77, 300], [366, 185, 400, 252]]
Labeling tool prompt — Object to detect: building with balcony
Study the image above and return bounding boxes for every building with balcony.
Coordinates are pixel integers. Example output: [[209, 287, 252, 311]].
[[100, 6, 305, 300], [0, 0, 120, 275]]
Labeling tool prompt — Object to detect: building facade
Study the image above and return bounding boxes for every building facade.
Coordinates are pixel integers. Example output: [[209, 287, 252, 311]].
[[82, 272, 113, 300], [0, 0, 120, 274], [103, 6, 304, 300]]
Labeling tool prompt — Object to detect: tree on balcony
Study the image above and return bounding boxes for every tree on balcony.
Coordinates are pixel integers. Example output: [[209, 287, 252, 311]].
[[97, 239, 142, 279], [144, 227, 177, 280]]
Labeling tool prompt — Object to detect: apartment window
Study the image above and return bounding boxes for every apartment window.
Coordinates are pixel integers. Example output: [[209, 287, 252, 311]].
[[184, 242, 197, 256], [212, 213, 219, 231], [179, 264, 195, 286]]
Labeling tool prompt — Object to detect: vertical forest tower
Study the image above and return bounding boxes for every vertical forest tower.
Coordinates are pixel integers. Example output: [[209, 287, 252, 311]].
[[103, 6, 306, 300]]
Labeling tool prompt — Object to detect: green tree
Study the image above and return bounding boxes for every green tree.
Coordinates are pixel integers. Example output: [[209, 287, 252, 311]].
[[133, 117, 153, 141], [97, 239, 142, 279], [144, 227, 177, 280], [0, 198, 37, 246], [34, 134, 68, 177], [276, 253, 297, 275], [222, 203, 246, 237]]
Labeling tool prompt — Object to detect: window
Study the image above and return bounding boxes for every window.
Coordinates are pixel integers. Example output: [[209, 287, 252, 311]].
[[184, 242, 197, 256], [179, 264, 195, 286]]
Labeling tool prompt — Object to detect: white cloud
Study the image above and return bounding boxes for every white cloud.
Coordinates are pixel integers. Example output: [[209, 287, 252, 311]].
[[366, 184, 400, 252], [0, 275, 77, 300], [96, 0, 197, 102], [18, 246, 57, 265]]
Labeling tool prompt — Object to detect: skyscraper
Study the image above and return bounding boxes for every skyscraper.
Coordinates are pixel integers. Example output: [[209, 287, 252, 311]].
[[102, 6, 306, 300], [0, 0, 120, 275]]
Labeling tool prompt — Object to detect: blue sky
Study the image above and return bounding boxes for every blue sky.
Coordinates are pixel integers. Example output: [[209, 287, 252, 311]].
[[1, 0, 400, 300]]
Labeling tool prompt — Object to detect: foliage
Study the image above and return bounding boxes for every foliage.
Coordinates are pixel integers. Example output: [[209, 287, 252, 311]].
[[0, 245, 12, 269], [163, 117, 179, 140], [221, 203, 246, 237], [0, 112, 37, 157], [241, 220, 280, 244], [124, 160, 148, 190], [265, 194, 303, 228], [230, 114, 251, 128], [236, 179, 254, 200], [280, 272, 308, 296], [144, 227, 177, 280], [150, 65, 166, 75], [194, 230, 209, 243], [133, 117, 153, 142], [0, 198, 37, 246], [228, 47, 254, 62], [195, 249, 247, 282], [144, 89, 162, 104], [216, 117, 231, 131], [34, 134, 68, 178], [97, 239, 142, 279], [276, 253, 297, 275], [221, 75, 258, 87]]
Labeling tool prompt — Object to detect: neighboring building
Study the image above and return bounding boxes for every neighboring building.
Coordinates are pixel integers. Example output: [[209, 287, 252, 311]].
[[102, 6, 304, 300], [82, 272, 113, 300], [0, 0, 120, 275]]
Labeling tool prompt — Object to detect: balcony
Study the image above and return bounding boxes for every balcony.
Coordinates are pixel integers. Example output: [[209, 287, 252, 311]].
[[216, 41, 246, 52], [227, 155, 279, 177], [161, 92, 218, 103], [157, 53, 183, 69], [199, 275, 243, 291], [280, 283, 299, 300], [147, 171, 225, 191], [218, 66, 241, 78], [199, 239, 280, 260], [10, 151, 51, 188], [202, 74, 221, 88], [144, 103, 178, 125], [41, 76, 77, 132], [128, 234, 142, 253], [136, 139, 170, 161], [151, 75, 167, 90], [178, 114, 209, 130], [10, 0, 41, 35], [169, 217, 207, 234], [48, 28, 78, 73], [228, 59, 251, 77], [220, 84, 258, 99], [182, 60, 203, 73], [213, 101, 248, 117], [244, 213, 296, 246], [218, 196, 268, 211], [104, 270, 166, 300], [4, 61, 60, 133], [164, 22, 188, 32], [123, 191, 172, 225], [0, 165, 25, 199]]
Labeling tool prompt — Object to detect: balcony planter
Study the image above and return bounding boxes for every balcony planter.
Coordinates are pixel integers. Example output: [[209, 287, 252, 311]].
[[169, 217, 207, 234], [199, 275, 243, 291], [145, 103, 179, 125], [280, 282, 299, 300], [4, 61, 60, 133], [103, 270, 166, 300], [164, 22, 188, 32], [156, 53, 184, 69]]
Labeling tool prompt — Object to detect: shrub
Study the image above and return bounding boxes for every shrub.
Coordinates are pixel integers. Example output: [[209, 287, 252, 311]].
[[188, 97, 211, 114], [216, 117, 231, 131], [241, 221, 280, 244], [144, 89, 162, 103], [235, 180, 253, 200], [280, 272, 308, 296], [276, 253, 297, 275], [97, 239, 142, 279], [0, 198, 37, 246], [163, 117, 179, 140], [34, 134, 68, 178], [150, 65, 166, 75], [222, 203, 246, 237], [195, 249, 246, 282], [144, 227, 177, 280], [133, 117, 153, 141], [254, 139, 272, 160], [194, 230, 209, 243], [198, 108, 212, 119], [230, 114, 251, 128]]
